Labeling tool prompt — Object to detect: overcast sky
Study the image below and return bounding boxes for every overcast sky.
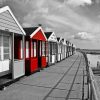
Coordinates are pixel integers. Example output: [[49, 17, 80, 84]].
[[0, 0, 100, 49]]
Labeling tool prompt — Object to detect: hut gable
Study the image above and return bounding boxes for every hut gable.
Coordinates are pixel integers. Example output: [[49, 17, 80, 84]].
[[45, 32, 57, 42], [24, 27, 47, 41], [0, 6, 25, 35]]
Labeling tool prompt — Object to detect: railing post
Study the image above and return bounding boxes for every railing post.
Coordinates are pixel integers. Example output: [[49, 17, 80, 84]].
[[82, 68, 84, 100], [90, 81, 93, 100]]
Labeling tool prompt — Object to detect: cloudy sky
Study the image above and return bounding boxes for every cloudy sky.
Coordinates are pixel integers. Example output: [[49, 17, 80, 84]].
[[0, 0, 100, 49]]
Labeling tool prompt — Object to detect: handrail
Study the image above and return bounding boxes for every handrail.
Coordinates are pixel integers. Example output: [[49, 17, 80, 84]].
[[81, 51, 100, 100], [89, 67, 100, 100]]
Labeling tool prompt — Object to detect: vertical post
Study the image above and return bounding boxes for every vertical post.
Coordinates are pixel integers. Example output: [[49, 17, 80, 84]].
[[45, 41, 46, 57], [90, 83, 92, 100], [22, 35, 25, 75], [82, 68, 84, 100], [48, 42, 49, 65], [12, 33, 14, 79]]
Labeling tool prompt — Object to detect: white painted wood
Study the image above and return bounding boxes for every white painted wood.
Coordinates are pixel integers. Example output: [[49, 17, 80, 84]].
[[58, 54, 60, 61], [0, 7, 25, 35], [48, 32, 57, 42], [2, 60, 9, 71], [0, 61, 2, 72], [0, 17, 21, 28], [13, 60, 25, 79], [0, 13, 15, 23], [52, 55, 55, 64]]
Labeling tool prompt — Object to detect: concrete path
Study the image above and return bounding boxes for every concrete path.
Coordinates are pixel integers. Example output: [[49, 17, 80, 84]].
[[0, 52, 88, 100]]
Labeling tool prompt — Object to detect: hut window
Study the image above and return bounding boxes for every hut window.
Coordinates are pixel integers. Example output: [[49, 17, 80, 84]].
[[53, 43, 54, 54], [26, 41, 29, 58], [45, 42, 48, 56], [52, 43, 56, 55], [59, 45, 60, 53], [48, 43, 50, 55], [59, 45, 61, 53], [3, 36, 10, 59], [31, 42, 33, 57], [58, 44, 60, 53], [33, 42, 36, 57], [58, 45, 59, 53], [42, 41, 45, 56], [54, 43, 56, 54], [60, 45, 62, 53], [40, 41, 41, 56], [50, 43, 52, 55], [62, 45, 64, 53]]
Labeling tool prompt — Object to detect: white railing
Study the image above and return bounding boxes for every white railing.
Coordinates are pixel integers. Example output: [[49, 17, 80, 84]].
[[81, 51, 100, 100], [88, 67, 100, 100]]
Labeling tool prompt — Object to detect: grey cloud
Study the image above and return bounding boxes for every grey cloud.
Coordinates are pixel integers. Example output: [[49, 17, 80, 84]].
[[66, 0, 92, 7], [0, 0, 100, 49], [74, 32, 94, 41]]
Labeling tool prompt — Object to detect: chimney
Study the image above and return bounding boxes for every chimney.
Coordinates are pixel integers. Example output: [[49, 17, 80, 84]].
[[38, 24, 42, 27]]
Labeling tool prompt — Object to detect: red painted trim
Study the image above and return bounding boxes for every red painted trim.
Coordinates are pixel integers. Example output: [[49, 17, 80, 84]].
[[41, 56, 47, 68], [32, 30, 46, 41]]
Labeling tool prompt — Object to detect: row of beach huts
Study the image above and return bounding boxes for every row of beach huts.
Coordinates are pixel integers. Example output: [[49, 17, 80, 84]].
[[0, 6, 76, 86]]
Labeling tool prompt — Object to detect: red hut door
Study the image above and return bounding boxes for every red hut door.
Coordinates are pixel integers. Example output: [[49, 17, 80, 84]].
[[38, 40, 42, 69]]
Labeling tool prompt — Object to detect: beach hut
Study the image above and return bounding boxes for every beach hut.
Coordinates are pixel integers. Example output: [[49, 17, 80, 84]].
[[61, 38, 67, 60], [70, 42, 73, 56], [71, 43, 74, 55], [72, 44, 76, 55], [67, 41, 70, 57], [69, 42, 72, 56], [57, 37, 62, 62], [0, 6, 25, 82], [71, 43, 73, 56], [24, 27, 47, 75], [66, 41, 69, 58], [44, 32, 57, 66]]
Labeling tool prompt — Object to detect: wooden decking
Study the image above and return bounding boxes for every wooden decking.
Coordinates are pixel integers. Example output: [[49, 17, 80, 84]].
[[0, 52, 88, 100]]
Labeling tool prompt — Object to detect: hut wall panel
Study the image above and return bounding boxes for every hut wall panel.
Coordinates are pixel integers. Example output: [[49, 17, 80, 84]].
[[30, 58, 38, 72], [13, 60, 25, 79], [0, 11, 23, 34], [57, 54, 60, 61], [41, 56, 47, 68], [52, 55, 56, 64], [0, 14, 15, 23]]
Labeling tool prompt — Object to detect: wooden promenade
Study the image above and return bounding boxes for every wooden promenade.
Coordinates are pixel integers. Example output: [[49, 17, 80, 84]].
[[0, 52, 88, 100]]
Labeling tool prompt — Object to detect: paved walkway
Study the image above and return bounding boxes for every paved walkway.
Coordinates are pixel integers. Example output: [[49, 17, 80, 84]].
[[0, 52, 88, 100]]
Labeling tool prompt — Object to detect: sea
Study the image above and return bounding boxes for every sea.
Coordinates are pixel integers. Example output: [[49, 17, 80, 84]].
[[87, 54, 100, 68]]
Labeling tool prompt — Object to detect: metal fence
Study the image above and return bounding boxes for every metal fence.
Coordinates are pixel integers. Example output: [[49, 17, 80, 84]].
[[82, 52, 100, 100]]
